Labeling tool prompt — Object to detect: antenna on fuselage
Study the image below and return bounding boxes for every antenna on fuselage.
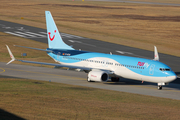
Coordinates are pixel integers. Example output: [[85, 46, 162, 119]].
[[154, 46, 159, 61]]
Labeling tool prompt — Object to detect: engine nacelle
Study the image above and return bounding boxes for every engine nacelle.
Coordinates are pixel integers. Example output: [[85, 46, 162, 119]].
[[88, 71, 109, 82]]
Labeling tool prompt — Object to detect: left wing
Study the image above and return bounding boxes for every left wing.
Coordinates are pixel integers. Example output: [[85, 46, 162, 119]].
[[6, 45, 114, 74]]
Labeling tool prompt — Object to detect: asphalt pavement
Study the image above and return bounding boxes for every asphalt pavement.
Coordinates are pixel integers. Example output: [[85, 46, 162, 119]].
[[1, 62, 180, 100]]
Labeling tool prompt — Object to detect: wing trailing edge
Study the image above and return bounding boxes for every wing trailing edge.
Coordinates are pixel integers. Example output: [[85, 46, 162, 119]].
[[14, 45, 53, 52]]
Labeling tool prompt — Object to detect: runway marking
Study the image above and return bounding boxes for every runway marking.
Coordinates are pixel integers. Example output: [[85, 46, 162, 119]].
[[15, 31, 36, 37], [39, 32, 47, 35], [4, 31, 47, 38], [68, 40, 96, 47], [25, 31, 47, 37], [130, 84, 180, 93], [5, 31, 84, 39], [4, 31, 26, 38], [61, 33, 83, 38], [4, 67, 85, 80], [165, 89, 180, 93], [116, 50, 133, 55], [39, 32, 84, 39], [0, 68, 5, 73], [129, 85, 156, 90]]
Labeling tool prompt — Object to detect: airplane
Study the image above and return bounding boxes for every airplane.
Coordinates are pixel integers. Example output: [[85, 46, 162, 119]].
[[6, 11, 177, 90]]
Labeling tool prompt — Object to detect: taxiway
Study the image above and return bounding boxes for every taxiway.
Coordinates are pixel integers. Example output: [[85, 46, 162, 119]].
[[1, 62, 180, 100]]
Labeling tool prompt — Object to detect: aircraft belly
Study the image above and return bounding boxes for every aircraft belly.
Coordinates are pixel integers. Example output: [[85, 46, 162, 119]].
[[115, 66, 171, 83]]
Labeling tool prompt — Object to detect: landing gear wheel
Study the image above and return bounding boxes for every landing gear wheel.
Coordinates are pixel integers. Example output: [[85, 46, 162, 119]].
[[158, 86, 162, 90]]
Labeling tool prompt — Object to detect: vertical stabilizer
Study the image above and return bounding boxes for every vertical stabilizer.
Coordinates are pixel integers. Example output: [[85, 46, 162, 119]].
[[45, 11, 74, 50]]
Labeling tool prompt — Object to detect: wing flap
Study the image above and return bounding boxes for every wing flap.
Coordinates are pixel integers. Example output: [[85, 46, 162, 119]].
[[19, 60, 115, 74], [18, 60, 92, 71]]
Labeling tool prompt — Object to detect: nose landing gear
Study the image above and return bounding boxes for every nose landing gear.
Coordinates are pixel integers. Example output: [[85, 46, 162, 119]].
[[157, 83, 168, 90]]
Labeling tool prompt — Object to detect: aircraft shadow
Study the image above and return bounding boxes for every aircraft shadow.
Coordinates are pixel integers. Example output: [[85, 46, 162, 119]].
[[104, 78, 180, 90], [0, 108, 25, 120], [0, 76, 26, 120], [0, 75, 27, 79], [172, 72, 180, 84]]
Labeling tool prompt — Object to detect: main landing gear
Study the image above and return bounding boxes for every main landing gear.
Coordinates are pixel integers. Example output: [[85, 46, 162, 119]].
[[158, 86, 162, 90], [111, 77, 120, 82]]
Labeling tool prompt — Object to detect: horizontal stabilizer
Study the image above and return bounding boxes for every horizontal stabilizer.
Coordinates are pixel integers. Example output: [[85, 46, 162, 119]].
[[14, 45, 53, 52]]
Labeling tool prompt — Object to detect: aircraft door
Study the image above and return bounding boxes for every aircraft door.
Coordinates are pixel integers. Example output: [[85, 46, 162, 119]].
[[149, 64, 155, 75]]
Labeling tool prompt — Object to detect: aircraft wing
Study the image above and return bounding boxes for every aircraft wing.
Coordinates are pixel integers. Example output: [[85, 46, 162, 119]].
[[6, 45, 114, 74], [18, 59, 91, 71]]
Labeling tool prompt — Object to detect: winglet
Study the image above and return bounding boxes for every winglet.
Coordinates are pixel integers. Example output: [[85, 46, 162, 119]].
[[6, 45, 15, 65], [154, 46, 159, 61]]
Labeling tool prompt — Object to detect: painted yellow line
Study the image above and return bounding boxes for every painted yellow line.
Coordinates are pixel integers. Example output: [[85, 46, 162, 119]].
[[129, 85, 157, 90], [130, 84, 180, 93], [4, 67, 85, 80], [165, 89, 180, 93], [0, 68, 5, 73]]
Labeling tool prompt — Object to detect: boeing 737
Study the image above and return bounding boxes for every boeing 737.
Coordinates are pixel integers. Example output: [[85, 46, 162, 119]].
[[6, 11, 177, 90]]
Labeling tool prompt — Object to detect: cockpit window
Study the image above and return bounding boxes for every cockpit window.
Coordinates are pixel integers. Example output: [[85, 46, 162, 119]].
[[159, 68, 171, 71]]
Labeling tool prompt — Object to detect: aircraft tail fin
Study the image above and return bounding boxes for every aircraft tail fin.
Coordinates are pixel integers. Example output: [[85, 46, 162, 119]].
[[45, 11, 74, 50], [6, 45, 16, 65]]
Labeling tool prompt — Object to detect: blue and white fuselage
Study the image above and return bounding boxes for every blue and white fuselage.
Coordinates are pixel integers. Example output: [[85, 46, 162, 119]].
[[6, 11, 177, 90], [47, 48, 176, 84]]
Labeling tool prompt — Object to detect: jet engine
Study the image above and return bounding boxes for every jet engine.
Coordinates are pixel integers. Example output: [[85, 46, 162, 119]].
[[87, 71, 109, 82]]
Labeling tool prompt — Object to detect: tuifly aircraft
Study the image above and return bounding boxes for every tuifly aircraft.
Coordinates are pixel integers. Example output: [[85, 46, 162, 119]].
[[6, 11, 177, 90]]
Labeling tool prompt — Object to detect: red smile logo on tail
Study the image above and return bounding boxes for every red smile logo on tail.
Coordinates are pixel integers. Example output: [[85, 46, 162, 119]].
[[48, 30, 56, 41]]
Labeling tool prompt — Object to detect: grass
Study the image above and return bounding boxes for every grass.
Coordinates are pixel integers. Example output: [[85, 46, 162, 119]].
[[0, 0, 180, 57], [0, 77, 180, 120]]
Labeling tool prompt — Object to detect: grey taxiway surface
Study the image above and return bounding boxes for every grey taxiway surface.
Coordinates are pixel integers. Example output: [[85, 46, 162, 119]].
[[0, 19, 180, 100], [1, 62, 180, 100]]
